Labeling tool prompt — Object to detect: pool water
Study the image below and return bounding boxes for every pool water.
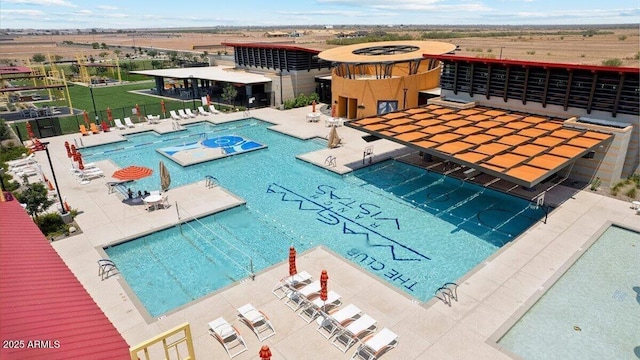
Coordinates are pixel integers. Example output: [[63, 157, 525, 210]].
[[498, 226, 640, 360], [95, 119, 545, 317]]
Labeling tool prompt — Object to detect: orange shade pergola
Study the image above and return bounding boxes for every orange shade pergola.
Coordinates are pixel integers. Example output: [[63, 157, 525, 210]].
[[347, 103, 613, 188]]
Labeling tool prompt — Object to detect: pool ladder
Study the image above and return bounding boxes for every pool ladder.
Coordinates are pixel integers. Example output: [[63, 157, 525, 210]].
[[205, 175, 218, 188], [97, 259, 118, 280], [435, 282, 458, 306]]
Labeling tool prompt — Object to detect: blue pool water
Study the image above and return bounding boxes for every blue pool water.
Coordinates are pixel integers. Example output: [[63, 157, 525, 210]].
[[94, 119, 545, 317], [498, 226, 640, 360]]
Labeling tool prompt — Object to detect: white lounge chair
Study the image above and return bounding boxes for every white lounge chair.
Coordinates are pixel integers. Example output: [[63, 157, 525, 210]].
[[170, 110, 181, 121], [351, 328, 398, 360], [177, 109, 190, 119], [316, 304, 362, 339], [208, 317, 248, 359], [272, 270, 313, 299], [285, 280, 321, 310], [7, 154, 36, 170], [197, 106, 211, 116], [185, 108, 197, 118], [298, 290, 342, 323], [209, 105, 221, 114], [114, 118, 126, 130], [332, 314, 377, 353], [124, 117, 135, 128], [75, 168, 105, 181], [236, 303, 276, 341]]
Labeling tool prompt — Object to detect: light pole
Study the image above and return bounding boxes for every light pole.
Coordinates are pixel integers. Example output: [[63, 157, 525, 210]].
[[41, 142, 66, 215], [402, 88, 408, 110], [189, 75, 196, 109], [499, 47, 504, 60], [89, 85, 99, 124]]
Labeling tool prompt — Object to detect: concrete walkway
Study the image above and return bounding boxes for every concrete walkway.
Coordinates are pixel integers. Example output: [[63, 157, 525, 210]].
[[36, 105, 640, 359]]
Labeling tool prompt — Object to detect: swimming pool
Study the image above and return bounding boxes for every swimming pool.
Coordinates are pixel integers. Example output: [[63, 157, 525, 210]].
[[497, 225, 640, 360], [92, 119, 545, 317]]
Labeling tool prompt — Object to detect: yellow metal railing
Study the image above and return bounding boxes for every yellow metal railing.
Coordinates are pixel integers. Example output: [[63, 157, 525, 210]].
[[129, 322, 196, 360]]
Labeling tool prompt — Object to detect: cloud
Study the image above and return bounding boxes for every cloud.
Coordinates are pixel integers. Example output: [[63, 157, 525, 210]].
[[3, 0, 76, 7], [97, 5, 118, 11], [0, 9, 46, 16]]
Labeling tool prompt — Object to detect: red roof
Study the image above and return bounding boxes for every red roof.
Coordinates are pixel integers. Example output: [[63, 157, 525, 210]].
[[222, 42, 321, 54], [0, 199, 130, 360], [0, 66, 32, 75], [424, 54, 640, 74]]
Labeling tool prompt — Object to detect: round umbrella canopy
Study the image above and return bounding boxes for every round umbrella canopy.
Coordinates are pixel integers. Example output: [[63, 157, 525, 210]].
[[159, 161, 171, 192], [288, 246, 297, 277], [259, 345, 272, 360], [112, 165, 153, 181]]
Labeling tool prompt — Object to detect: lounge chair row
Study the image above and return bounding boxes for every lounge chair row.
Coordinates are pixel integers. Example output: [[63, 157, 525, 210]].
[[113, 117, 136, 130], [273, 271, 399, 359], [169, 105, 220, 121], [208, 303, 275, 358]]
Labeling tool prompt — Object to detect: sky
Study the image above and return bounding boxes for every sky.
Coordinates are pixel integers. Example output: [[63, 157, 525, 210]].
[[1, 0, 638, 29]]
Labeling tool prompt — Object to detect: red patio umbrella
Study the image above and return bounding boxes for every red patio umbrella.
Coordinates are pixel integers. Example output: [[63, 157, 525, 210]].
[[76, 151, 84, 170], [112, 165, 153, 181], [312, 100, 316, 113], [25, 122, 35, 139], [320, 269, 329, 311], [259, 345, 272, 360], [106, 107, 113, 123], [160, 100, 166, 117], [331, 105, 336, 118], [288, 246, 297, 278], [206, 94, 211, 106], [70, 144, 77, 157], [64, 141, 71, 158], [135, 104, 142, 121], [83, 110, 90, 127]]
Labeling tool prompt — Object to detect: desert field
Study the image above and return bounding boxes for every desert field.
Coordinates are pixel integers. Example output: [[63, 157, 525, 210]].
[[1, 26, 638, 67]]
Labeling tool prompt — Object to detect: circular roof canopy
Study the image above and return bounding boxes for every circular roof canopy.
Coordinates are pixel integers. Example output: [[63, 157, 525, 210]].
[[318, 40, 456, 64]]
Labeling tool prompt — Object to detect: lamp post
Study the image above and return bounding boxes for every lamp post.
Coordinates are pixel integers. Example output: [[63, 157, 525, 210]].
[[41, 142, 66, 215], [402, 88, 408, 110], [499, 47, 505, 60], [89, 85, 99, 124]]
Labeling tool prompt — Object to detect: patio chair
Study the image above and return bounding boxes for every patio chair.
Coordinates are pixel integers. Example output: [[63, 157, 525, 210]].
[[90, 122, 100, 134], [185, 108, 197, 118], [198, 106, 211, 116], [170, 110, 182, 121], [114, 119, 126, 130], [159, 194, 170, 209], [236, 303, 276, 341], [272, 270, 313, 299], [209, 105, 221, 114], [208, 317, 248, 359], [7, 154, 36, 170], [298, 290, 342, 323], [285, 280, 321, 311], [177, 109, 190, 119], [350, 328, 398, 360], [79, 124, 89, 136], [331, 314, 377, 353], [316, 304, 361, 339], [124, 117, 136, 128]]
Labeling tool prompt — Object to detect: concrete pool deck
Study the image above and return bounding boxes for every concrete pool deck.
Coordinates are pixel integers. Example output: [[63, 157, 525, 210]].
[[37, 105, 640, 359]]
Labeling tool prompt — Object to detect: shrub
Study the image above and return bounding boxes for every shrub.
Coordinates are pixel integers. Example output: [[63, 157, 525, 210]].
[[626, 187, 637, 199], [602, 58, 622, 66], [590, 177, 601, 191], [618, 35, 627, 41], [36, 212, 66, 237]]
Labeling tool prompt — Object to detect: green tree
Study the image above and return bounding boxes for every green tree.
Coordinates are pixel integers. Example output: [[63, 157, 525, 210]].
[[151, 60, 162, 69], [168, 51, 178, 63], [31, 53, 46, 63], [114, 49, 122, 57], [52, 54, 63, 62], [147, 49, 158, 58], [101, 42, 108, 49], [91, 42, 100, 49], [221, 84, 238, 106], [16, 183, 55, 220]]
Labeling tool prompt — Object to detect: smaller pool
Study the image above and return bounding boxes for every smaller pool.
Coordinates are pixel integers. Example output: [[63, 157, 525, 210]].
[[497, 225, 640, 360], [157, 134, 266, 166]]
